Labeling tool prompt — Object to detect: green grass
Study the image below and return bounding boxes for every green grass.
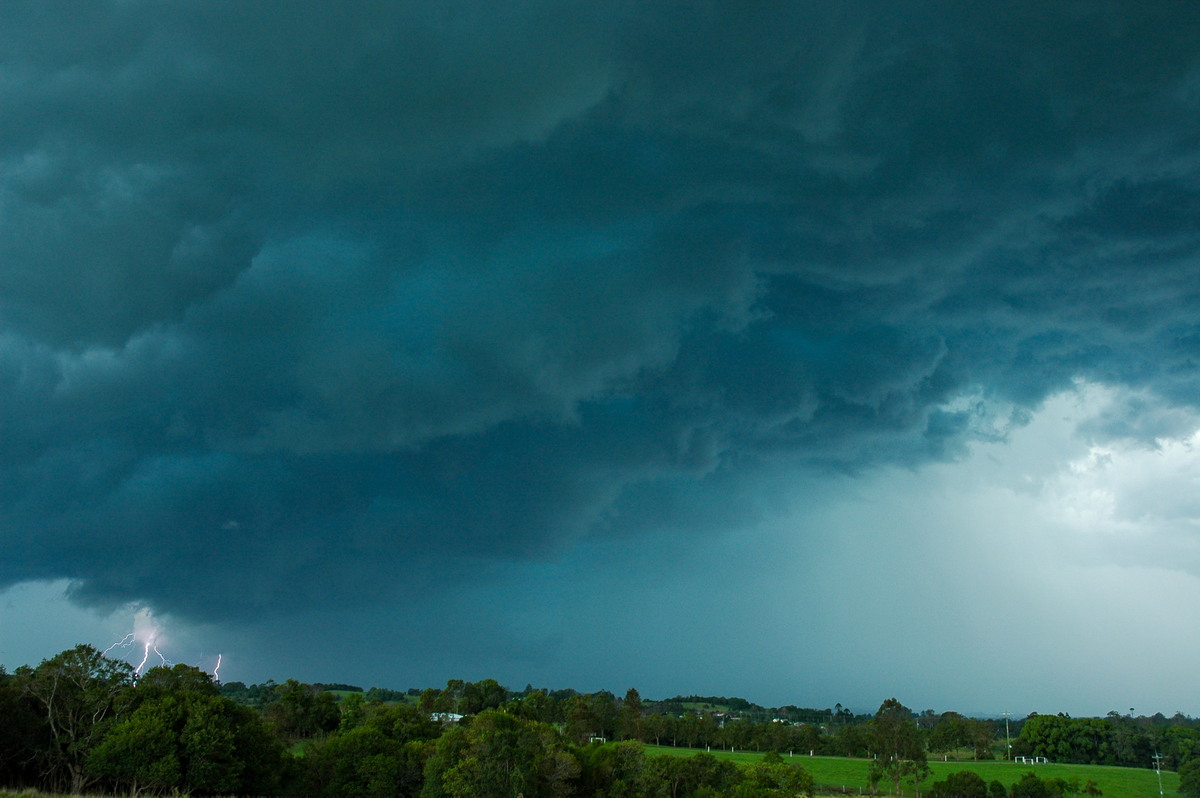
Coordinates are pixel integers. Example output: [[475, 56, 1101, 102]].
[[643, 746, 1179, 798]]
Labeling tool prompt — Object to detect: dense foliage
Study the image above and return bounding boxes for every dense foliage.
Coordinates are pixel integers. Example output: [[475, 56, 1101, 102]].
[[1013, 712, 1200, 770], [1, 647, 1196, 797]]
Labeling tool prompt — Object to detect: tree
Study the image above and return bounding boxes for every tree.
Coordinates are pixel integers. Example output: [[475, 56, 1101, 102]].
[[578, 740, 646, 797], [133, 663, 219, 701], [930, 713, 994, 759], [644, 712, 670, 746], [364, 703, 443, 744], [339, 692, 367, 732], [264, 679, 340, 739], [928, 770, 988, 798], [735, 751, 814, 797], [1180, 758, 1200, 798], [618, 688, 646, 742], [22, 644, 134, 793], [831, 721, 872, 758], [1009, 771, 1056, 798], [641, 751, 740, 798], [423, 709, 579, 798], [301, 726, 425, 798], [1159, 726, 1200, 770], [87, 690, 285, 796], [87, 695, 184, 795], [869, 698, 927, 798], [459, 679, 508, 716]]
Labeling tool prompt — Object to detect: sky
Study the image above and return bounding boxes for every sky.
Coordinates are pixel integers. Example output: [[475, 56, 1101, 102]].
[[3, 1, 1200, 719]]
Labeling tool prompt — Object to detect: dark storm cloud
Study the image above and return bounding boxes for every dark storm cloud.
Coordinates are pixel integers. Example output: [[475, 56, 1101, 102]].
[[4, 2, 1200, 621]]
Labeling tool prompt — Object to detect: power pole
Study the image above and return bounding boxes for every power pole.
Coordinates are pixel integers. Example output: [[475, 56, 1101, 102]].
[[1152, 752, 1165, 796], [1002, 712, 1011, 760]]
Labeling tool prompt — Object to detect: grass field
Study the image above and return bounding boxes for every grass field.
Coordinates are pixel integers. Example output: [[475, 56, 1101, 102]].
[[644, 745, 1180, 798]]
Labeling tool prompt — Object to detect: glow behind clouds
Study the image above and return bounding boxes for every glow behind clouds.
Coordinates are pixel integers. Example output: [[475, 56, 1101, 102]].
[[5, 385, 1199, 714], [3, 2, 1200, 716]]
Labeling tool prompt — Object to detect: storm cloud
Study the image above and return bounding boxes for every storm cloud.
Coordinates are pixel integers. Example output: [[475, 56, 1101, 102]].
[[4, 2, 1200, 712]]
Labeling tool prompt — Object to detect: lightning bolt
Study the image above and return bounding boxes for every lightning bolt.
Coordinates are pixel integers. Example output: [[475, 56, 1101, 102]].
[[103, 633, 135, 655], [105, 608, 173, 675], [103, 608, 216, 679], [134, 634, 168, 675]]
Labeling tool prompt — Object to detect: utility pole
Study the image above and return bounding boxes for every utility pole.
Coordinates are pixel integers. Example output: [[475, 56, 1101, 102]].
[[1152, 752, 1165, 796], [1002, 712, 1011, 760]]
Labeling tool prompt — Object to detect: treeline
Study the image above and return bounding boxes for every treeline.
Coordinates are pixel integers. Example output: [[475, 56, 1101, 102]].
[[3, 644, 1200, 798], [1013, 712, 1200, 770], [0, 646, 815, 797]]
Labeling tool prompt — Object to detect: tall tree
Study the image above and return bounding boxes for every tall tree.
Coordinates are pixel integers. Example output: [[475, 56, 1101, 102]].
[[618, 688, 645, 742], [869, 698, 927, 798]]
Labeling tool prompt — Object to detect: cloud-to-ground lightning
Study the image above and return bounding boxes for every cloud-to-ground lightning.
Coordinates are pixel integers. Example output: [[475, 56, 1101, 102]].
[[102, 608, 225, 682], [135, 634, 166, 674], [104, 608, 172, 676]]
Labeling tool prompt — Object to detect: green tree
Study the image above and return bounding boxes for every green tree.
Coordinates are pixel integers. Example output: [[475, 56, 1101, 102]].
[[87, 690, 284, 796], [578, 740, 646, 797], [641, 752, 740, 798], [1010, 771, 1051, 798], [365, 702, 443, 744], [459, 679, 508, 716], [869, 698, 927, 798], [301, 726, 426, 798], [423, 709, 579, 798], [735, 751, 814, 797], [22, 644, 134, 793], [721, 718, 756, 752], [930, 713, 994, 759], [618, 688, 646, 742], [87, 695, 183, 795], [644, 712, 671, 746], [510, 689, 558, 724], [264, 679, 340, 739], [830, 721, 871, 757], [1159, 726, 1200, 770], [1180, 757, 1200, 798], [339, 692, 368, 732], [928, 770, 988, 798], [133, 663, 219, 701]]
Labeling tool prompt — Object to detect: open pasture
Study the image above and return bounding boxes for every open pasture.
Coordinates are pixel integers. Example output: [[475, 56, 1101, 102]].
[[643, 745, 1179, 798]]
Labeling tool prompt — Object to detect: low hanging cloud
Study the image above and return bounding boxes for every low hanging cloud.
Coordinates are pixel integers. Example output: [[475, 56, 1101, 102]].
[[3, 1, 1200, 630]]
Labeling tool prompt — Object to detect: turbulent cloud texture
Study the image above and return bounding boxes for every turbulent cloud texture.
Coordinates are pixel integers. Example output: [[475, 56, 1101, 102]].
[[3, 2, 1200, 711]]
